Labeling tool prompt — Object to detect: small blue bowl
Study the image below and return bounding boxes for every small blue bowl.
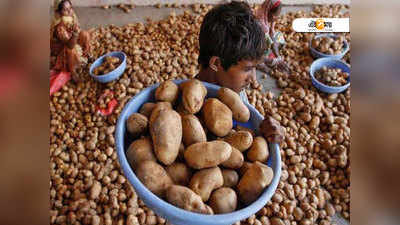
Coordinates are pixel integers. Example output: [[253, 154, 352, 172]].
[[310, 34, 349, 59], [115, 80, 281, 225], [89, 51, 126, 83], [310, 58, 351, 94]]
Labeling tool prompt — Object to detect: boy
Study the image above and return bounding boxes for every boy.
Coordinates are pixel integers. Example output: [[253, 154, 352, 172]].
[[196, 1, 285, 143], [196, 1, 264, 104]]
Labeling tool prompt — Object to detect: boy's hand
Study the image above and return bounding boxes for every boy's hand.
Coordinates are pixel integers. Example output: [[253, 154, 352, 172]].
[[259, 116, 285, 144], [274, 58, 290, 73]]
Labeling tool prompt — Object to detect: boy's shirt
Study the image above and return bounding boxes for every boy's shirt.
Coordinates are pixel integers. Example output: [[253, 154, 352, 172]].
[[239, 90, 249, 105]]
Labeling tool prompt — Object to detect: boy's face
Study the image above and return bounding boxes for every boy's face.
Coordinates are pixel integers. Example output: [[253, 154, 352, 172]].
[[269, 7, 281, 21], [215, 59, 258, 93]]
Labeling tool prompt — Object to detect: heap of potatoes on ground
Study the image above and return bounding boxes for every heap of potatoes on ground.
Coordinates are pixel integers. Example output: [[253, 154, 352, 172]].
[[126, 79, 273, 214], [50, 4, 350, 225]]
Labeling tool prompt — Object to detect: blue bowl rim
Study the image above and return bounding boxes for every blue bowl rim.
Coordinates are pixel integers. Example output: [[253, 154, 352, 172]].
[[89, 51, 127, 78], [309, 33, 349, 58], [115, 80, 281, 224], [310, 57, 351, 90]]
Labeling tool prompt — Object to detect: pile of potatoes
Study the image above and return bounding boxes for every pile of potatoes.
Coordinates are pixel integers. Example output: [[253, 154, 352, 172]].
[[311, 35, 346, 55], [125, 79, 274, 215], [93, 56, 122, 75], [315, 66, 349, 87], [97, 92, 115, 109]]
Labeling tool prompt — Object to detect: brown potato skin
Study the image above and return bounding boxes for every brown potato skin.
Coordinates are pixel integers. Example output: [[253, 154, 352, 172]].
[[149, 102, 173, 123], [136, 161, 173, 198], [235, 125, 255, 137], [209, 187, 238, 214], [180, 79, 207, 114], [204, 204, 214, 215], [221, 147, 244, 169], [166, 185, 211, 214], [237, 162, 274, 205], [126, 113, 148, 138], [224, 131, 253, 152], [218, 87, 250, 123], [238, 162, 253, 177], [189, 167, 223, 202], [247, 136, 269, 163], [202, 98, 233, 137], [166, 162, 192, 186], [221, 169, 239, 188], [176, 101, 191, 117], [139, 103, 156, 118], [181, 114, 207, 146], [155, 80, 179, 103], [149, 109, 182, 165], [126, 137, 156, 169], [184, 141, 232, 169]]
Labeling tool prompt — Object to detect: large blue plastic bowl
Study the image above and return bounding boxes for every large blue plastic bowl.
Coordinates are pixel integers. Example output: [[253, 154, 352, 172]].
[[89, 51, 126, 83], [310, 34, 349, 59], [310, 58, 351, 94], [115, 80, 281, 225]]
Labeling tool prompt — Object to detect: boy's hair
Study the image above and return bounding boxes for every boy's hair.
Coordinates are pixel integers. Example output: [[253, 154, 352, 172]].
[[198, 1, 266, 70]]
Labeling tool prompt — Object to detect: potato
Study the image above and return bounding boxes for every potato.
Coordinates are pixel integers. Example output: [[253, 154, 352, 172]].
[[180, 79, 207, 114], [126, 137, 156, 169], [202, 98, 233, 137], [155, 80, 179, 103], [237, 162, 274, 205], [204, 204, 214, 215], [226, 129, 236, 137], [239, 161, 253, 177], [218, 87, 250, 123], [235, 125, 255, 137], [126, 113, 148, 138], [139, 103, 156, 118], [136, 161, 173, 197], [181, 114, 207, 146], [189, 167, 223, 202], [150, 109, 182, 165], [247, 136, 269, 163], [221, 169, 239, 188], [221, 147, 244, 169], [166, 162, 192, 186], [184, 141, 232, 169], [209, 187, 237, 214], [166, 185, 211, 214], [224, 131, 253, 152], [150, 102, 173, 121], [149, 102, 173, 125]]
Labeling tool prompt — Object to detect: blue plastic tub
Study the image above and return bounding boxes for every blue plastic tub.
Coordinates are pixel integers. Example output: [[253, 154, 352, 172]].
[[310, 34, 349, 59], [310, 58, 351, 94], [115, 80, 281, 225], [89, 51, 126, 83]]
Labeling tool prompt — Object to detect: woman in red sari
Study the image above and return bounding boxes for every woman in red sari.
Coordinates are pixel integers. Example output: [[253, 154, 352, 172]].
[[50, 0, 91, 81]]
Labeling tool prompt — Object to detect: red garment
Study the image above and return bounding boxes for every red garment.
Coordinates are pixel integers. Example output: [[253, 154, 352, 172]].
[[268, 52, 276, 59], [50, 70, 71, 96]]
